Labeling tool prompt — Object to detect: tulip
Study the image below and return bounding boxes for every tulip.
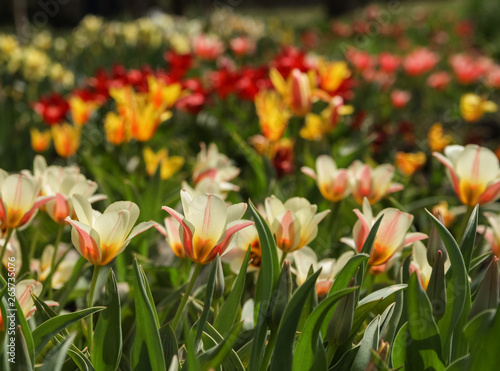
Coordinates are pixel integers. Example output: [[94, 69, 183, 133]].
[[143, 147, 184, 180], [32, 244, 80, 289], [409, 241, 433, 290], [51, 123, 81, 158], [38, 160, 106, 224], [155, 217, 185, 258], [317, 60, 351, 94], [433, 144, 500, 206], [0, 280, 48, 330], [403, 48, 438, 76], [450, 54, 483, 85], [30, 128, 51, 152], [69, 96, 98, 126], [0, 171, 53, 231], [478, 212, 500, 257], [254, 90, 291, 141], [343, 198, 427, 266], [192, 142, 240, 189], [427, 123, 452, 153], [32, 93, 69, 126], [460, 93, 497, 122], [230, 36, 256, 57], [270, 68, 314, 116], [301, 155, 350, 202], [427, 71, 451, 91], [432, 201, 455, 228], [162, 190, 253, 264], [104, 112, 129, 145], [391, 90, 411, 109], [192, 34, 224, 60], [379, 52, 400, 74], [395, 151, 427, 176], [147, 75, 182, 111], [0, 232, 22, 273], [223, 224, 261, 273], [292, 246, 354, 297], [265, 196, 330, 253], [65, 194, 157, 265], [348, 160, 404, 205]]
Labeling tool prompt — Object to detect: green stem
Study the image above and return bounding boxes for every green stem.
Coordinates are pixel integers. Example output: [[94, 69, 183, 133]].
[[171, 263, 203, 330], [279, 252, 288, 267], [456, 206, 474, 243], [259, 329, 278, 371], [0, 229, 14, 270], [87, 265, 101, 352], [47, 225, 64, 298]]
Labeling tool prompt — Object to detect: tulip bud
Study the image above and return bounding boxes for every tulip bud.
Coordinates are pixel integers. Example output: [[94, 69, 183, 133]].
[[214, 255, 225, 299], [268, 261, 292, 330], [469, 257, 499, 320], [327, 278, 356, 347], [426, 250, 447, 321], [427, 211, 447, 266]]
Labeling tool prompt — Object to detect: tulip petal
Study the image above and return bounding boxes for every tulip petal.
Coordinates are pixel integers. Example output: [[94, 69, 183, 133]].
[[93, 210, 130, 249], [477, 180, 500, 205], [300, 166, 317, 180], [66, 217, 101, 264], [162, 206, 194, 258], [72, 193, 94, 226], [205, 220, 254, 262], [404, 232, 428, 247], [125, 221, 157, 244], [104, 201, 139, 236], [227, 202, 247, 224], [433, 152, 460, 195]]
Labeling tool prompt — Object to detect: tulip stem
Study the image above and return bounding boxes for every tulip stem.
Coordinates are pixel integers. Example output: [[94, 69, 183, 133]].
[[47, 224, 64, 298], [456, 206, 474, 243], [0, 229, 14, 273], [172, 263, 203, 331], [87, 265, 101, 352], [260, 329, 278, 371], [279, 252, 288, 267]]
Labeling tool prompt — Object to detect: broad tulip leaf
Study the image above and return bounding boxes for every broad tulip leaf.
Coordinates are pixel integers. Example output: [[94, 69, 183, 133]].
[[40, 332, 77, 371], [203, 322, 244, 371], [458, 205, 478, 271], [159, 324, 178, 369], [198, 321, 244, 371], [248, 200, 280, 371], [92, 269, 122, 371], [270, 269, 322, 371], [292, 287, 358, 371], [214, 246, 251, 336], [33, 307, 105, 355], [194, 256, 218, 348], [130, 259, 166, 370], [464, 308, 500, 370], [351, 315, 380, 371], [426, 209, 468, 362]]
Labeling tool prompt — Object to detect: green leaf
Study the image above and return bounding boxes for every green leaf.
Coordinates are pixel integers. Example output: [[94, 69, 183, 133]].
[[270, 269, 322, 371], [358, 284, 408, 306], [40, 333, 77, 371], [351, 315, 380, 371], [92, 269, 122, 371], [130, 259, 166, 370], [384, 266, 404, 352], [391, 322, 407, 369], [464, 308, 500, 370], [14, 292, 35, 365], [194, 256, 218, 348], [248, 199, 280, 371], [292, 287, 358, 371], [426, 209, 468, 361], [203, 322, 244, 371], [159, 324, 178, 368], [199, 321, 244, 371], [33, 307, 105, 355], [406, 273, 444, 371], [459, 205, 478, 272], [321, 254, 369, 337], [214, 246, 251, 336], [360, 215, 384, 255], [15, 326, 33, 371], [329, 344, 360, 371]]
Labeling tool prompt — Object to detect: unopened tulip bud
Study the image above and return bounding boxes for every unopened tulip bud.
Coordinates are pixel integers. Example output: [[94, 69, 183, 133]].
[[426, 250, 447, 321], [327, 278, 356, 346], [427, 211, 448, 266], [268, 261, 292, 330], [469, 257, 499, 320], [214, 256, 225, 299]]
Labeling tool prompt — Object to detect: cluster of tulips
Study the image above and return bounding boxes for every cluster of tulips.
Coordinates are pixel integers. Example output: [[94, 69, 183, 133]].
[[1, 2, 500, 370]]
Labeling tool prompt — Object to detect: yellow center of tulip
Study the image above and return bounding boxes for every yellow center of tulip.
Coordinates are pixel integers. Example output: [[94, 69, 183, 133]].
[[459, 180, 486, 206]]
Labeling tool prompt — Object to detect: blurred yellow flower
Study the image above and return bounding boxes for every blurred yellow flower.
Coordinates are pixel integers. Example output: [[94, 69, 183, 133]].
[[395, 151, 427, 176], [143, 146, 184, 180], [69, 96, 98, 126], [270, 68, 315, 116], [318, 60, 351, 94], [30, 128, 51, 153], [104, 112, 130, 145], [428, 123, 451, 152], [255, 90, 291, 141], [51, 123, 81, 158], [460, 93, 497, 122]]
